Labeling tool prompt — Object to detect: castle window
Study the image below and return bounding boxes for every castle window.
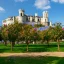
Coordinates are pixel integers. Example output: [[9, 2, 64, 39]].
[[26, 18, 28, 21], [45, 19, 46, 22], [32, 19, 34, 22], [29, 17, 30, 20], [38, 19, 39, 21], [21, 13, 22, 16]]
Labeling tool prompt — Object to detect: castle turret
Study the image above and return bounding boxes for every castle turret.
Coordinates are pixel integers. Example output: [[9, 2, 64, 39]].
[[43, 11, 48, 18], [50, 21, 52, 26], [18, 9, 25, 23], [19, 9, 24, 16], [41, 11, 49, 26], [34, 13, 38, 23]]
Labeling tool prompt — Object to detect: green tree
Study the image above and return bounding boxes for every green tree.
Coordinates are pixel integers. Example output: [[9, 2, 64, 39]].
[[24, 24, 33, 51], [0, 28, 2, 41], [39, 27, 52, 46], [34, 24, 45, 28], [30, 28, 40, 44], [8, 20, 22, 51], [53, 24, 62, 51], [1, 27, 8, 46]]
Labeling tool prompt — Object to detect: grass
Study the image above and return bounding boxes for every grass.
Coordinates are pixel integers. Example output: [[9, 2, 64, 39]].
[[0, 42, 64, 64], [0, 56, 64, 64], [0, 42, 64, 52]]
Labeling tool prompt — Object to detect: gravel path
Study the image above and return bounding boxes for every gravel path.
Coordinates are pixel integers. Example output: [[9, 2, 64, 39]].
[[0, 52, 64, 57]]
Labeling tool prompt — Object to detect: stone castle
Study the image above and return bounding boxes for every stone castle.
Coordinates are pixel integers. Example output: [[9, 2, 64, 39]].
[[2, 9, 52, 26]]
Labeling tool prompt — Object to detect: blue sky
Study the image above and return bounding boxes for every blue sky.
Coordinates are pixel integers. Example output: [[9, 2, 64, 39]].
[[0, 0, 64, 26]]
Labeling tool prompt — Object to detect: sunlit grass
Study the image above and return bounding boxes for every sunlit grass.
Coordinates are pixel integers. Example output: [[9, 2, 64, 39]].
[[0, 42, 64, 52]]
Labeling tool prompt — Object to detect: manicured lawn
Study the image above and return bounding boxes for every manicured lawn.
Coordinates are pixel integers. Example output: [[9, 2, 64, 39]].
[[0, 56, 64, 64], [0, 42, 64, 64], [0, 42, 64, 52]]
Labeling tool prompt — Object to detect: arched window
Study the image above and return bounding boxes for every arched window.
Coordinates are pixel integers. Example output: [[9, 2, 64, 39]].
[[21, 13, 22, 16], [45, 19, 46, 22]]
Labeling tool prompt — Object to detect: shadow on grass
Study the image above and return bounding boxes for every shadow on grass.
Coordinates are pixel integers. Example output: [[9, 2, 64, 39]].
[[0, 56, 64, 64]]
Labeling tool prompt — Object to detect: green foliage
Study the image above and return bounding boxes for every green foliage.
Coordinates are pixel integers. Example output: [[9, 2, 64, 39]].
[[1, 27, 8, 42], [7, 21, 22, 42], [1, 19, 64, 52], [34, 24, 45, 28]]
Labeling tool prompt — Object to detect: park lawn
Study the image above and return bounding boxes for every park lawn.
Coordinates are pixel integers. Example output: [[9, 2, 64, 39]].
[[0, 42, 64, 52], [0, 56, 64, 64]]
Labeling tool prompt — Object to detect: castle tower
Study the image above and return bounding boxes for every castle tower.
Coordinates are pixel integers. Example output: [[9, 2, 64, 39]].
[[18, 9, 25, 23], [35, 13, 38, 23], [50, 21, 52, 26], [43, 11, 48, 18], [41, 11, 49, 26], [19, 9, 24, 16]]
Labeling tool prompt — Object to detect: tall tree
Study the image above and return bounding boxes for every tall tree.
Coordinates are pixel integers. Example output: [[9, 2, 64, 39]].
[[23, 24, 33, 51], [39, 27, 52, 46], [7, 20, 22, 51], [53, 24, 62, 51], [1, 27, 8, 46]]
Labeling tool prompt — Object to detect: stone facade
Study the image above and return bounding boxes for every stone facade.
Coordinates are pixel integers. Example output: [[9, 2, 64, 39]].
[[2, 9, 52, 26]]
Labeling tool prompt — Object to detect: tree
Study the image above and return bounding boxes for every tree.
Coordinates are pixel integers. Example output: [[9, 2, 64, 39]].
[[44, 30, 51, 46], [30, 28, 40, 44], [53, 24, 62, 51], [7, 20, 22, 51], [0, 28, 2, 41], [62, 29, 64, 39], [39, 27, 52, 46], [19, 24, 33, 51], [24, 24, 33, 51], [39, 30, 46, 43], [1, 27, 8, 46], [34, 24, 45, 28]]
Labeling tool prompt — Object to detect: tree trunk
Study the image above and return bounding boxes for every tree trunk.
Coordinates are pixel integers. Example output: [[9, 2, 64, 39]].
[[17, 41, 19, 44], [57, 39, 60, 51], [27, 44, 28, 52], [4, 41, 7, 46], [12, 42, 15, 47], [47, 40, 49, 47], [11, 42, 13, 51]]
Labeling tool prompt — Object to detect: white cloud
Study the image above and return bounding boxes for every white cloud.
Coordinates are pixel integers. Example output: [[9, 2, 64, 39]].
[[15, 0, 25, 2], [43, 5, 51, 9], [59, 0, 64, 3], [52, 0, 64, 3], [0, 7, 5, 12], [34, 0, 51, 10]]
